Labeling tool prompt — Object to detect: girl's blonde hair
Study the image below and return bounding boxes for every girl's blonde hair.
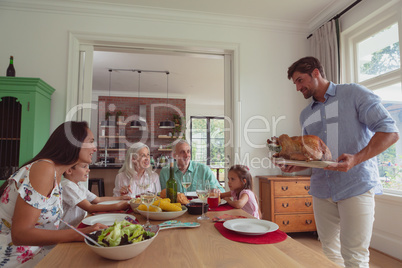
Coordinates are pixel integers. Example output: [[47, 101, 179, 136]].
[[119, 142, 151, 178]]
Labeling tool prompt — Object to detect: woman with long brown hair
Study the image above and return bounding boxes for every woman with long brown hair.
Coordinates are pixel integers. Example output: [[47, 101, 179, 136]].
[[0, 121, 106, 267]]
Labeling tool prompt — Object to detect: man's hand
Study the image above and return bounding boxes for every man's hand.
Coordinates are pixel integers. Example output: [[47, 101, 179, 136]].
[[324, 153, 356, 172]]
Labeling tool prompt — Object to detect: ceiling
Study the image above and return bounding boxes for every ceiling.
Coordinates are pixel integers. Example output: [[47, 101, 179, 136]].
[[92, 50, 225, 106], [89, 0, 356, 106]]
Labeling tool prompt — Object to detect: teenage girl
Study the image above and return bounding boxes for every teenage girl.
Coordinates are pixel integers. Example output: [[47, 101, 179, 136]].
[[220, 165, 261, 219]]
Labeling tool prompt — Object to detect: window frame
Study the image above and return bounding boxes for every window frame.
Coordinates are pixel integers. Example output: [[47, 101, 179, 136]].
[[341, 9, 402, 195], [190, 116, 225, 166]]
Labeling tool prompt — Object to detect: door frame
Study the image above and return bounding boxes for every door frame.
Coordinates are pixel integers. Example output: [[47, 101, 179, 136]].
[[67, 32, 239, 187]]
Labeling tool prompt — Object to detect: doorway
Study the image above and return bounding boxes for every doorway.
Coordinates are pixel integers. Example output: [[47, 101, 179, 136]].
[[67, 33, 237, 184]]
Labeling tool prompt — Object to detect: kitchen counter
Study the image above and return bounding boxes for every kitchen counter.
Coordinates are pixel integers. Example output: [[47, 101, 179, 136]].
[[89, 164, 122, 169]]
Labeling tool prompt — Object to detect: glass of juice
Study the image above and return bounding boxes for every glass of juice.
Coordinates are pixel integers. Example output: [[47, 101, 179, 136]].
[[207, 188, 220, 210]]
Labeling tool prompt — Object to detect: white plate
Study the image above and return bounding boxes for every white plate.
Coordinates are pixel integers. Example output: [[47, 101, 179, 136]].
[[82, 213, 136, 226], [186, 191, 198, 198], [223, 219, 279, 236], [135, 206, 187, 221], [98, 200, 125, 205], [271, 157, 334, 169], [191, 198, 227, 205]]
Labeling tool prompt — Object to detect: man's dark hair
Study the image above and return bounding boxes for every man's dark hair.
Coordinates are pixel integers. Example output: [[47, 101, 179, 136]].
[[287, 56, 326, 80]]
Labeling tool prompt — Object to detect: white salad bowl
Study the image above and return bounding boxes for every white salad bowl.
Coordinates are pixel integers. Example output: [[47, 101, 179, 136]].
[[85, 225, 159, 261]]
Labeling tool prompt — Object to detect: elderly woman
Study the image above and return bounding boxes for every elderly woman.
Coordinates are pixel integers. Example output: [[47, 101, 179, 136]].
[[113, 142, 160, 198]]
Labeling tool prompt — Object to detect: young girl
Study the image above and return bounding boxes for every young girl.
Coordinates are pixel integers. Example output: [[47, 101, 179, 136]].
[[220, 165, 261, 219], [113, 142, 160, 198], [60, 163, 131, 229]]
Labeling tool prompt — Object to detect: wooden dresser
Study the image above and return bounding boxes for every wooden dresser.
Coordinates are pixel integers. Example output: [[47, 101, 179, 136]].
[[257, 175, 316, 233]]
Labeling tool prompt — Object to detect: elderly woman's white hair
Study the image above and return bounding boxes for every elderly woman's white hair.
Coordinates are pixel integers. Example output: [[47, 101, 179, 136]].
[[119, 142, 150, 178]]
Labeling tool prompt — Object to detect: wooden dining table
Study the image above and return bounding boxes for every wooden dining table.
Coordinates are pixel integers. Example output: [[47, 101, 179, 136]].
[[37, 208, 339, 267]]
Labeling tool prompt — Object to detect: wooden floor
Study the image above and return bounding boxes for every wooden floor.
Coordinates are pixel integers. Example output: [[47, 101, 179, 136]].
[[290, 232, 402, 268]]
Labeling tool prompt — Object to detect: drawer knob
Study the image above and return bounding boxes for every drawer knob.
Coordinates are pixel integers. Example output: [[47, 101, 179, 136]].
[[304, 185, 310, 190], [282, 203, 289, 208], [306, 220, 313, 225], [305, 202, 312, 207], [281, 186, 288, 191], [283, 220, 290, 226]]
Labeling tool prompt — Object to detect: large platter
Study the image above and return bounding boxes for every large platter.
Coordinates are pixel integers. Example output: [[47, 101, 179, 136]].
[[223, 219, 279, 236], [136, 206, 187, 221], [271, 157, 334, 169], [82, 213, 136, 226]]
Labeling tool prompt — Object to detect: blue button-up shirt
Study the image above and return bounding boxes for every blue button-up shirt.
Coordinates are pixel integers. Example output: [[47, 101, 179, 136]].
[[300, 82, 398, 201], [159, 161, 224, 193]]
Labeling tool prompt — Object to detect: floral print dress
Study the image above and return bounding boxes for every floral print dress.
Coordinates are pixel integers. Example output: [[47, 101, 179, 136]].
[[0, 160, 62, 267]]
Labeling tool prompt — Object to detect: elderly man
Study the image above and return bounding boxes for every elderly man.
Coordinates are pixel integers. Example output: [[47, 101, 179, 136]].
[[159, 140, 224, 192]]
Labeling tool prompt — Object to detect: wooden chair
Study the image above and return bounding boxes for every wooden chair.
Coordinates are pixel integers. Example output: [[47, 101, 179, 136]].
[[88, 178, 105, 197]]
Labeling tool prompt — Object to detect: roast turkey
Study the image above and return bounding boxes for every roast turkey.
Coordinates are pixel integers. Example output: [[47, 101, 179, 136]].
[[267, 134, 332, 161]]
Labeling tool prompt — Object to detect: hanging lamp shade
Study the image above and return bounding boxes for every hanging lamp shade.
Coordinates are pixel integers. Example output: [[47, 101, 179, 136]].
[[130, 70, 144, 128], [102, 69, 115, 127], [159, 71, 175, 129], [131, 120, 146, 128]]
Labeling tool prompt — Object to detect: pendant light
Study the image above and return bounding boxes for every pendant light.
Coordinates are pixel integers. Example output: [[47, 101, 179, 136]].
[[159, 71, 175, 129], [101, 69, 114, 127], [130, 70, 145, 128]]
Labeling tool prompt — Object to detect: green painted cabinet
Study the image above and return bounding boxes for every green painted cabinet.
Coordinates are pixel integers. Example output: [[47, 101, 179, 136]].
[[0, 77, 55, 169]]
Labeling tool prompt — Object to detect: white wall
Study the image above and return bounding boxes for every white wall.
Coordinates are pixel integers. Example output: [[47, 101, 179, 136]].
[[340, 0, 402, 260], [0, 1, 309, 175]]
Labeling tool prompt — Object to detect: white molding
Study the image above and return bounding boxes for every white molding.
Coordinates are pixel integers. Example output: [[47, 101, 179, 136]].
[[0, 0, 308, 35], [375, 192, 402, 205], [372, 224, 402, 260]]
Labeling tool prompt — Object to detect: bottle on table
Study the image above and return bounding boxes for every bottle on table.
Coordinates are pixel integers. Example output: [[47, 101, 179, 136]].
[[150, 155, 155, 169], [166, 158, 177, 203], [6, 56, 15, 77]]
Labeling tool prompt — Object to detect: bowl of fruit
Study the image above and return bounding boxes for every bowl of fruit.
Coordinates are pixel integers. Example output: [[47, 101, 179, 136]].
[[135, 197, 188, 220]]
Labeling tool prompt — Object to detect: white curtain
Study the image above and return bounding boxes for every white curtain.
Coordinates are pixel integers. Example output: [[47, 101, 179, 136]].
[[309, 20, 339, 83]]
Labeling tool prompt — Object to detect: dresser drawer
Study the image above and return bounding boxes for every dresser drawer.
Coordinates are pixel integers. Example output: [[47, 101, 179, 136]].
[[273, 180, 310, 196], [274, 197, 313, 213], [275, 214, 316, 233]]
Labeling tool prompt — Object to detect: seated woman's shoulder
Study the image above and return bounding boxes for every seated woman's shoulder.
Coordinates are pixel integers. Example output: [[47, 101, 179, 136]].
[[29, 160, 59, 194]]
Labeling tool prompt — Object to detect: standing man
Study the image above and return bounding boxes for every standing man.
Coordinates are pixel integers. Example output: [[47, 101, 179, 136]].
[[159, 140, 224, 192], [283, 57, 399, 267]]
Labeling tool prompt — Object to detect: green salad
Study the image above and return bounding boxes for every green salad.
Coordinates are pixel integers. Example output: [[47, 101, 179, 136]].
[[91, 220, 155, 247]]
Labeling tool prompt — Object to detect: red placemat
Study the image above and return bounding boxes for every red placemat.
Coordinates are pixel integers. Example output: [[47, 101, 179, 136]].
[[77, 222, 88, 228], [214, 222, 287, 244], [209, 204, 234, 211]]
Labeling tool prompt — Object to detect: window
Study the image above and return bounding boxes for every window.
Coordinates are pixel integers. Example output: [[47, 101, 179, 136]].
[[373, 84, 402, 193], [190, 116, 225, 182], [357, 23, 400, 82], [343, 14, 402, 194]]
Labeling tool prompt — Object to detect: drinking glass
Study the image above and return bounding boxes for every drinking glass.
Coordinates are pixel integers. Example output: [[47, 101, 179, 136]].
[[136, 171, 156, 227], [195, 179, 210, 220], [181, 173, 192, 195], [207, 187, 220, 210]]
